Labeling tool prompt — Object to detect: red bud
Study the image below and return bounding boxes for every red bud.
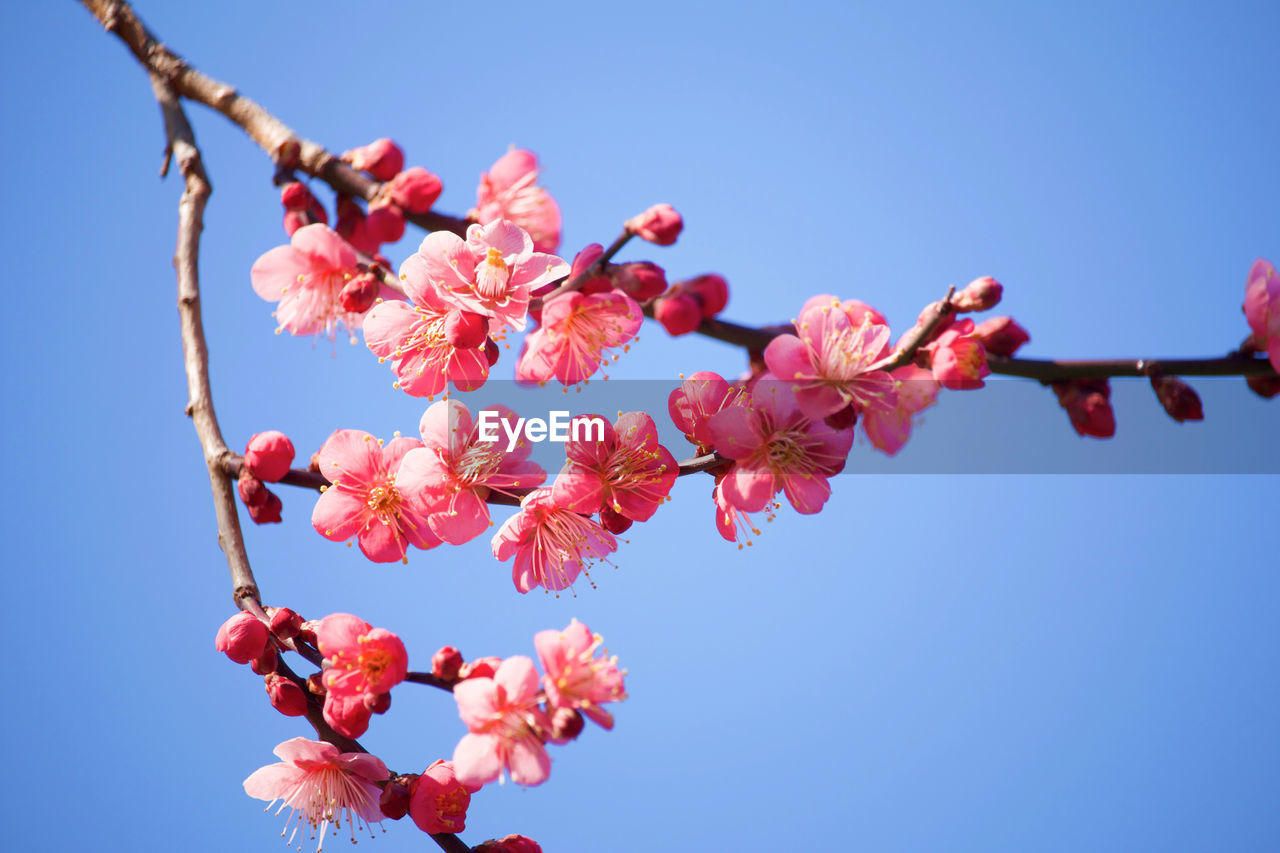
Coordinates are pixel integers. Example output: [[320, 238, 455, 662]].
[[444, 310, 489, 349]]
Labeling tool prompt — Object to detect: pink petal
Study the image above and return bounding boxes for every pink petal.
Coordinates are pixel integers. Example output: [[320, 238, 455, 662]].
[[453, 733, 503, 787], [311, 488, 368, 542], [782, 473, 832, 514], [250, 245, 303, 301], [506, 737, 551, 786]]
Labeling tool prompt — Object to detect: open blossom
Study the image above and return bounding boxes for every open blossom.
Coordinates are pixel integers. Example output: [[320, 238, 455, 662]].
[[862, 365, 939, 455], [1244, 258, 1280, 371], [409, 220, 567, 334], [492, 488, 617, 594], [471, 149, 562, 253], [409, 759, 481, 834], [517, 289, 643, 384], [316, 613, 408, 699], [311, 430, 440, 562], [764, 295, 897, 420], [713, 474, 760, 546], [452, 656, 553, 787], [250, 223, 374, 340], [534, 619, 627, 730], [925, 317, 990, 390], [243, 738, 388, 852], [669, 371, 744, 450], [396, 400, 546, 545], [709, 381, 854, 514], [552, 412, 677, 522]]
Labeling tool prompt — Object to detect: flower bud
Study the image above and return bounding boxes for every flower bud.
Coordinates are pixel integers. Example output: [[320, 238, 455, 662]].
[[251, 642, 279, 676], [282, 210, 314, 237], [473, 835, 544, 853], [654, 293, 703, 336], [215, 611, 269, 665], [267, 607, 303, 640], [444, 310, 489, 349], [484, 338, 501, 366], [626, 203, 683, 245], [237, 474, 269, 508], [971, 316, 1030, 357], [460, 656, 502, 680], [1246, 374, 1280, 399], [823, 403, 859, 431], [339, 274, 379, 314], [598, 505, 633, 535], [953, 276, 1003, 312], [306, 671, 326, 695], [1052, 379, 1116, 438], [280, 182, 316, 212], [379, 777, 413, 820], [611, 261, 668, 301], [551, 707, 585, 742], [247, 490, 283, 524], [1150, 375, 1204, 422], [265, 672, 308, 717], [365, 203, 406, 245], [431, 645, 464, 681], [342, 138, 405, 181], [245, 431, 296, 482], [364, 691, 392, 714], [685, 273, 729, 317], [388, 167, 443, 213]]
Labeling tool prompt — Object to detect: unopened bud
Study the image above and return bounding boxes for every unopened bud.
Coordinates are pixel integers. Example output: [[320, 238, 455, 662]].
[[484, 338, 501, 366], [251, 642, 279, 676], [379, 777, 414, 820], [237, 474, 268, 508], [267, 607, 303, 640], [551, 707, 585, 742], [265, 672, 308, 717], [364, 691, 392, 714], [598, 505, 633, 534], [654, 293, 703, 336], [625, 203, 683, 246], [1053, 379, 1115, 438], [342, 138, 405, 182], [473, 835, 544, 853], [339, 274, 379, 314], [952, 276, 1003, 312], [611, 261, 668, 301], [280, 182, 315, 212], [971, 316, 1030, 357], [306, 672, 326, 695], [365, 203, 406, 245], [445, 310, 489, 349], [247, 490, 283, 524], [1246, 373, 1280, 399], [685, 273, 729, 317], [431, 646, 464, 681], [388, 167, 443, 213], [1150, 375, 1204, 422], [823, 403, 859, 431], [245, 431, 296, 482], [215, 611, 269, 665]]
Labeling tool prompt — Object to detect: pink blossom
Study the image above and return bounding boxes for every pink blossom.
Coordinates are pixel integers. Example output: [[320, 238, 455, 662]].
[[452, 656, 553, 787], [708, 381, 854, 514], [250, 224, 370, 340], [243, 737, 388, 852], [342, 138, 404, 181], [472, 149, 562, 253], [552, 412, 677, 522], [315, 613, 408, 699], [926, 317, 990, 390], [311, 430, 440, 562], [668, 371, 744, 450], [216, 611, 269, 665], [409, 759, 481, 834], [862, 365, 940, 456], [1244, 258, 1280, 372], [406, 220, 567, 335], [396, 400, 547, 545], [713, 474, 760, 547], [516, 289, 643, 384], [625, 203, 683, 245], [534, 619, 627, 730], [492, 488, 617, 594]]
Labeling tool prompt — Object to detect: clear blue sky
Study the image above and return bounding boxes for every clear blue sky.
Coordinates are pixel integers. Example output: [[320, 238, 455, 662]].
[[2, 2, 1278, 851]]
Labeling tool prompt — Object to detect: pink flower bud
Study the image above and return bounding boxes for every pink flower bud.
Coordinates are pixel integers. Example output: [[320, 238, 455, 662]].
[[953, 276, 1003, 312], [432, 646, 464, 681], [473, 835, 544, 853], [654, 293, 703, 336], [237, 474, 268, 508], [484, 338, 501, 366], [971, 316, 1030, 357], [823, 403, 859, 431], [1150, 375, 1204, 422], [598, 505, 633, 534], [215, 611, 268, 665], [365, 203, 406, 245], [1246, 374, 1280, 399], [1052, 379, 1116, 438], [339, 274, 379, 314], [247, 490, 283, 524], [251, 642, 279, 676], [364, 691, 392, 715], [685, 273, 729, 317], [245, 431, 295, 482], [626, 203, 683, 245], [265, 672, 308, 717], [551, 707, 585, 742], [342, 138, 405, 182], [926, 320, 989, 390], [460, 656, 502, 680], [444, 310, 489, 349], [380, 776, 414, 821], [280, 182, 316, 211], [267, 607, 303, 640], [611, 261, 668, 301], [388, 167, 443, 213]]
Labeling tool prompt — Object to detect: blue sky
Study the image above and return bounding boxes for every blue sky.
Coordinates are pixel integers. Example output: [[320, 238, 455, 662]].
[[2, 2, 1277, 851]]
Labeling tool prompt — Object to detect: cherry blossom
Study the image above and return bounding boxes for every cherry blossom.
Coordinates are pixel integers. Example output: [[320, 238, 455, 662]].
[[243, 738, 388, 852], [311, 430, 440, 562], [516, 289, 642, 385], [315, 613, 408, 698], [669, 371, 744, 450], [534, 619, 627, 730], [409, 759, 481, 835], [1244, 258, 1280, 372], [552, 412, 677, 522], [862, 365, 940, 456], [925, 317, 990, 390], [492, 488, 617, 594], [250, 223, 372, 340], [452, 656, 552, 787], [471, 149, 562, 253]]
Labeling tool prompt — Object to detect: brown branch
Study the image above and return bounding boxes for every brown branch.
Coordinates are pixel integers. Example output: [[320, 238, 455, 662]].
[[82, 0, 470, 238], [529, 229, 634, 310], [868, 286, 956, 372]]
